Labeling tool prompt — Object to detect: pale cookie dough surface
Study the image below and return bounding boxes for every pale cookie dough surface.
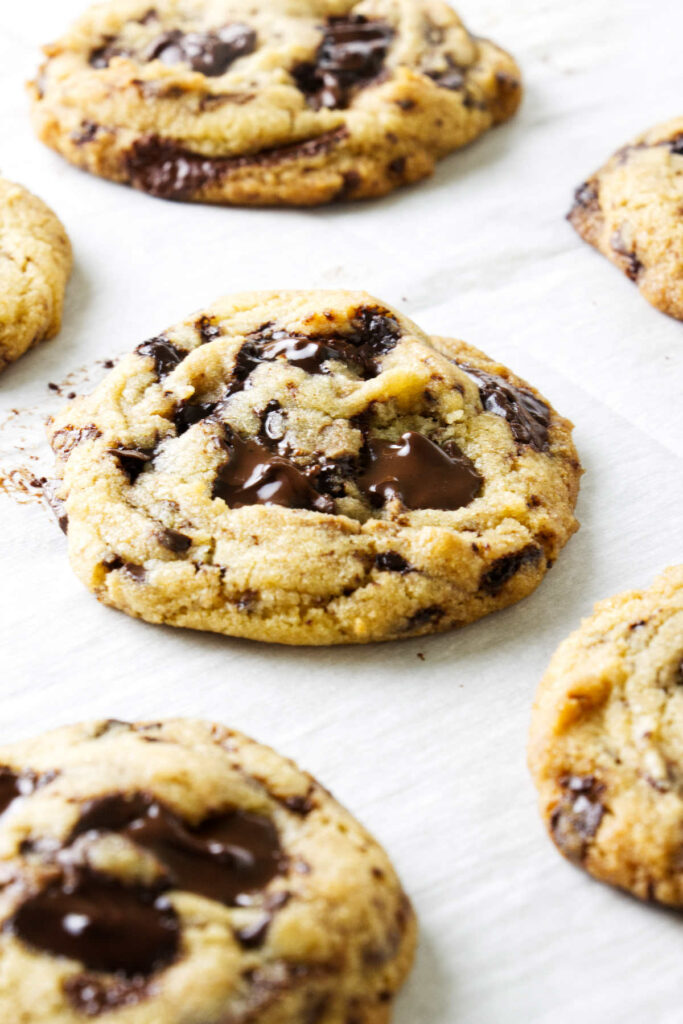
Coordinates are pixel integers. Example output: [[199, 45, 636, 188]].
[[529, 566, 683, 907], [0, 718, 416, 1023], [29, 0, 522, 206], [568, 116, 683, 321], [47, 289, 580, 645], [0, 178, 72, 371]]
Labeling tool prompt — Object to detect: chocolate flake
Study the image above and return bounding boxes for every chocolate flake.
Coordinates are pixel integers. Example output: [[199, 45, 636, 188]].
[[610, 230, 643, 281]]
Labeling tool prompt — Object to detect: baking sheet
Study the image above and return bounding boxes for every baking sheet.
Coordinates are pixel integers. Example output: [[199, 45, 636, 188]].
[[1, 0, 682, 1021]]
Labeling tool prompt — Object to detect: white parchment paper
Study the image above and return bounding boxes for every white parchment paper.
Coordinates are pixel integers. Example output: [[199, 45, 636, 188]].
[[0, 1, 682, 1021]]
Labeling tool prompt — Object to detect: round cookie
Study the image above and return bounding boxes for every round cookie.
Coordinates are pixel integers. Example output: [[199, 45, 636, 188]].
[[47, 290, 580, 645], [29, 0, 522, 206], [569, 116, 683, 321], [529, 566, 683, 907], [0, 718, 416, 1023], [0, 178, 72, 371]]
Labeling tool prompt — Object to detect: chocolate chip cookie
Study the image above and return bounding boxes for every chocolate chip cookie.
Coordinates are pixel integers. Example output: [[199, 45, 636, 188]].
[[29, 0, 522, 206], [529, 566, 683, 906], [0, 718, 416, 1022], [569, 116, 683, 320], [47, 290, 580, 645], [0, 178, 72, 372]]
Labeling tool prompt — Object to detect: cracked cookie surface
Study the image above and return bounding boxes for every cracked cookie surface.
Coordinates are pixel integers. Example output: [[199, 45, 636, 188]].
[[529, 566, 683, 906], [48, 289, 580, 645], [0, 718, 416, 1023], [569, 116, 683, 320], [29, 0, 521, 206], [0, 178, 72, 371]]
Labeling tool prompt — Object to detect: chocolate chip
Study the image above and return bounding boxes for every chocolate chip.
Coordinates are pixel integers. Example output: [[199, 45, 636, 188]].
[[405, 605, 444, 630], [570, 181, 599, 215], [71, 120, 99, 145], [0, 768, 21, 815], [212, 429, 334, 513], [144, 24, 257, 76], [136, 336, 186, 378], [256, 400, 285, 445], [283, 793, 314, 815], [89, 38, 131, 68], [293, 16, 394, 110], [69, 794, 285, 906], [358, 432, 482, 511], [157, 528, 192, 553], [103, 558, 146, 581], [479, 545, 542, 595], [610, 230, 643, 281], [173, 400, 217, 435], [459, 364, 552, 452], [196, 314, 223, 344], [108, 446, 154, 484], [550, 775, 605, 862], [336, 169, 361, 200], [669, 133, 683, 156], [388, 156, 406, 175], [375, 551, 412, 573], [126, 128, 348, 200], [426, 66, 465, 90]]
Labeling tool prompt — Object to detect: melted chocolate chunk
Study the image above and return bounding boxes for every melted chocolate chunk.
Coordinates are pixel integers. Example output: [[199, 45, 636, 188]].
[[610, 230, 643, 281], [11, 872, 179, 976], [144, 24, 256, 76], [259, 400, 286, 443], [212, 431, 334, 513], [426, 61, 465, 90], [669, 133, 683, 156], [460, 364, 551, 452], [0, 768, 21, 815], [174, 400, 217, 435], [375, 551, 412, 573], [293, 16, 394, 110], [158, 528, 192, 553], [550, 775, 605, 862], [71, 794, 284, 905], [136, 336, 186, 378], [109, 446, 154, 484], [126, 129, 347, 200], [479, 545, 542, 595], [244, 307, 401, 382], [358, 432, 482, 510]]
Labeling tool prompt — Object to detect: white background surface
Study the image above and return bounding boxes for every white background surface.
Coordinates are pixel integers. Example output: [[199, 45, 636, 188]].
[[1, 1, 683, 1020]]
